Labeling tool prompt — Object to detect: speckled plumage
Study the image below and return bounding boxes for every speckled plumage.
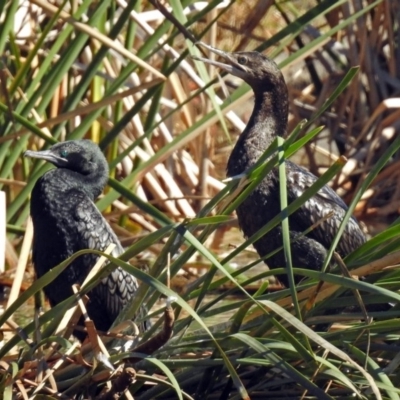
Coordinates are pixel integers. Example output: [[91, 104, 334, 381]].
[[26, 140, 144, 340], [195, 45, 366, 286]]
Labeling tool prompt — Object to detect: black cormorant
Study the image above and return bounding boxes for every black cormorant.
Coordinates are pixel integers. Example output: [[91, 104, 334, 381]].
[[194, 44, 366, 286], [25, 139, 145, 340]]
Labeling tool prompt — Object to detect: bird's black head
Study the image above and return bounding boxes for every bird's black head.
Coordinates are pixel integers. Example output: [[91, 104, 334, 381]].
[[25, 140, 109, 197], [193, 43, 285, 93], [25, 139, 108, 175]]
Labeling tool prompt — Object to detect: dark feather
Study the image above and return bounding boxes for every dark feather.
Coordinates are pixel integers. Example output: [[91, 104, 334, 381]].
[[26, 140, 147, 340], [195, 45, 366, 286], [285, 161, 366, 258]]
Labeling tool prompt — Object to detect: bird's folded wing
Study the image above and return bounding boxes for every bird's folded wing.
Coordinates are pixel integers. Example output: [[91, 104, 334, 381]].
[[73, 191, 139, 319], [285, 162, 366, 256]]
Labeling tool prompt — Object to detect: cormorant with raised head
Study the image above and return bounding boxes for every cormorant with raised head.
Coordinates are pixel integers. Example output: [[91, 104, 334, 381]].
[[193, 44, 366, 286], [25, 139, 145, 340]]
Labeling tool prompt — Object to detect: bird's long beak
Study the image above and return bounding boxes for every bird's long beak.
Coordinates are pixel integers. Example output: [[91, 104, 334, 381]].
[[191, 42, 246, 78], [24, 149, 68, 166]]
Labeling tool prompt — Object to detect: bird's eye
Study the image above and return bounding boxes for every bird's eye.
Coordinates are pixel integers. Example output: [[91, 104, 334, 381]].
[[60, 150, 69, 158], [237, 56, 247, 65]]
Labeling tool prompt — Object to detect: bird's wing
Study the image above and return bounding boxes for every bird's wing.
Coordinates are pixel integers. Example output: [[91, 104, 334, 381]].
[[284, 161, 366, 256], [72, 190, 139, 320]]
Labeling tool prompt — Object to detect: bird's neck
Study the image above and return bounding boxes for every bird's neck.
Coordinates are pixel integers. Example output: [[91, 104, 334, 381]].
[[48, 167, 108, 200], [227, 88, 288, 176], [77, 167, 108, 199], [248, 89, 288, 146]]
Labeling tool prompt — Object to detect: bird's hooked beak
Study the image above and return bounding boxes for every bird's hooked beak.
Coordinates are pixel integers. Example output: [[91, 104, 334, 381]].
[[191, 42, 247, 78], [24, 149, 68, 167]]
